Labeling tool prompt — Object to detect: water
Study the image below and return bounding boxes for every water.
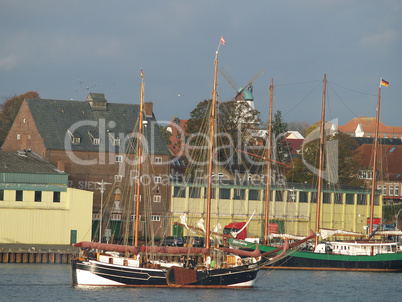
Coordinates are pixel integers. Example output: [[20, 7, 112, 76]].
[[1, 264, 401, 302]]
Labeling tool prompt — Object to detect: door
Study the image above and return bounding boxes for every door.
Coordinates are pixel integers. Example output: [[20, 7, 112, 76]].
[[70, 230, 77, 244]]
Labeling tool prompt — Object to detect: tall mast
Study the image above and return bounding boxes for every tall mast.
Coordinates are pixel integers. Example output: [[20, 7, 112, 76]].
[[315, 74, 326, 248], [205, 51, 219, 249], [369, 83, 382, 237], [134, 70, 145, 248], [264, 78, 274, 245]]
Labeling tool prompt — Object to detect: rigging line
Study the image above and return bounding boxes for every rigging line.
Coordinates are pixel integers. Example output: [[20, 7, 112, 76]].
[[274, 79, 322, 87], [327, 83, 361, 120], [281, 81, 322, 119], [328, 80, 377, 97]]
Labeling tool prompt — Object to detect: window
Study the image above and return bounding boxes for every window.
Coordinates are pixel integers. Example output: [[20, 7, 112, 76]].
[[357, 194, 367, 205], [0, 190, 3, 201], [382, 185, 387, 195], [299, 191, 308, 203], [153, 195, 161, 202], [154, 176, 161, 184], [323, 193, 331, 204], [114, 175, 122, 182], [115, 155, 123, 162], [249, 190, 260, 201], [389, 185, 394, 196], [311, 192, 317, 203], [395, 185, 399, 197], [53, 191, 61, 203], [72, 137, 80, 144], [34, 191, 42, 202], [334, 193, 343, 204], [16, 190, 23, 201], [88, 131, 100, 145], [275, 191, 283, 202], [151, 215, 161, 221], [154, 157, 162, 164], [173, 187, 186, 198], [345, 194, 354, 205], [233, 189, 245, 200], [113, 139, 120, 146], [189, 187, 201, 198], [219, 188, 230, 199], [17, 134, 21, 140], [134, 195, 142, 202]]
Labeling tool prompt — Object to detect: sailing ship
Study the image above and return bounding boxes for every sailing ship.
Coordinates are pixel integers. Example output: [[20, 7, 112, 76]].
[[230, 76, 402, 272], [71, 39, 300, 288]]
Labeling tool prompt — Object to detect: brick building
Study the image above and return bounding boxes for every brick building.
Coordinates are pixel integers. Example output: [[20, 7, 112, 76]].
[[2, 93, 171, 240]]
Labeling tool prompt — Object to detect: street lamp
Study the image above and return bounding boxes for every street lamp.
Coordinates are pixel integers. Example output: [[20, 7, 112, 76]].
[[96, 180, 111, 243]]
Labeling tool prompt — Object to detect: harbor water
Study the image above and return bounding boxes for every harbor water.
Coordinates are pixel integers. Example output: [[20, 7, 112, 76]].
[[1, 263, 401, 301]]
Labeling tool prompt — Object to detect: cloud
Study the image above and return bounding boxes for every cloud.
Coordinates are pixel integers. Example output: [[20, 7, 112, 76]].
[[359, 29, 398, 49], [0, 54, 19, 71]]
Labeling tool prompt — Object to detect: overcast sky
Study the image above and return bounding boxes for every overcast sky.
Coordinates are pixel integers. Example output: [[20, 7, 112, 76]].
[[1, 0, 401, 129]]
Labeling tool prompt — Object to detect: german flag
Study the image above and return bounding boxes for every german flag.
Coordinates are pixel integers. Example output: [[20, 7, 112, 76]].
[[380, 79, 389, 87]]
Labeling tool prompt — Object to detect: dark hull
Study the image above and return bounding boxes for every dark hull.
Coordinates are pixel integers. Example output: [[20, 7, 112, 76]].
[[72, 259, 258, 288], [166, 265, 259, 288]]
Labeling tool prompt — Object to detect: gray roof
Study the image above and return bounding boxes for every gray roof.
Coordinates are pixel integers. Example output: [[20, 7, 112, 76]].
[[26, 96, 170, 155], [0, 151, 66, 174]]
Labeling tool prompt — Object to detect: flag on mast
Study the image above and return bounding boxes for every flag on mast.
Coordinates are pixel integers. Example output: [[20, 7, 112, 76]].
[[220, 36, 225, 45], [380, 78, 389, 87]]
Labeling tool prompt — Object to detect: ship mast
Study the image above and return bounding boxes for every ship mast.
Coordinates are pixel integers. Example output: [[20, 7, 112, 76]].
[[368, 82, 382, 237], [134, 70, 145, 248], [264, 78, 274, 245], [315, 74, 327, 249], [205, 51, 219, 249]]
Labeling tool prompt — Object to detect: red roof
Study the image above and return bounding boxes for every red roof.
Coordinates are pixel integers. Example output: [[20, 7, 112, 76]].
[[339, 116, 402, 138], [357, 144, 402, 181]]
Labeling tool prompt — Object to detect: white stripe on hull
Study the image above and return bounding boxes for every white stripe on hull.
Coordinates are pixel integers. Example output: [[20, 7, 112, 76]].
[[227, 279, 255, 287], [76, 268, 125, 286]]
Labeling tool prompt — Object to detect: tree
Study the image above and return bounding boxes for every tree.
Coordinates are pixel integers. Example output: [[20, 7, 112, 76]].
[[271, 110, 292, 163], [159, 125, 172, 145], [218, 100, 261, 147], [186, 99, 262, 165], [0, 91, 40, 146], [185, 99, 212, 138], [287, 120, 309, 137], [286, 125, 363, 187]]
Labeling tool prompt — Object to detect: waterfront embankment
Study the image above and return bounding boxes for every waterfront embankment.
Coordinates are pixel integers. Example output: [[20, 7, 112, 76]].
[[0, 243, 79, 264]]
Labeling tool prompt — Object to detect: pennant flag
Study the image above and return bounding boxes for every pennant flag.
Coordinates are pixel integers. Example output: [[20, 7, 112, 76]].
[[220, 36, 225, 45], [141, 69, 144, 79], [380, 79, 389, 87]]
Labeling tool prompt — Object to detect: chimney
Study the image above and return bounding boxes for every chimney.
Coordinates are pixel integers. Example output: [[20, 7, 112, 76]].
[[144, 102, 153, 117], [57, 161, 65, 172]]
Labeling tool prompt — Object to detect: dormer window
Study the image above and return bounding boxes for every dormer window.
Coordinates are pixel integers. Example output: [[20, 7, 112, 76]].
[[88, 131, 100, 145], [108, 132, 120, 146], [67, 130, 80, 144]]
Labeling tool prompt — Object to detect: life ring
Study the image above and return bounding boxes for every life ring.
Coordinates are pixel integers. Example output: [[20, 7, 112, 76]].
[[236, 258, 242, 266]]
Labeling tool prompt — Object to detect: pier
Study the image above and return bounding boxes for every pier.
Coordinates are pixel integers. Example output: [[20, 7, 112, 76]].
[[0, 244, 79, 264]]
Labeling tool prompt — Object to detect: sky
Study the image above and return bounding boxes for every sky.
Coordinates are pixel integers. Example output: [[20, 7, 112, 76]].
[[1, 0, 401, 129]]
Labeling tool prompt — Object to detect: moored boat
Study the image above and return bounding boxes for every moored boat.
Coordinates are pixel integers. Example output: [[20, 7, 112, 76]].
[[230, 76, 402, 272]]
